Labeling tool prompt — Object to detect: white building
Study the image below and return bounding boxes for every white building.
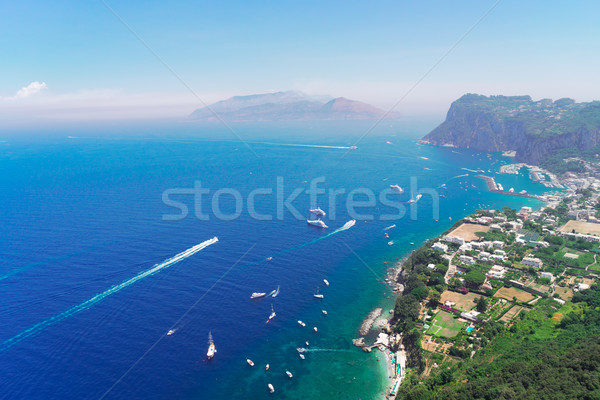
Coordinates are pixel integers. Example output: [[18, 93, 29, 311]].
[[522, 257, 543, 268], [540, 271, 554, 281], [459, 255, 475, 265], [432, 242, 448, 252], [443, 236, 465, 246], [493, 241, 505, 249], [487, 265, 506, 279], [490, 254, 505, 262], [494, 249, 506, 256]]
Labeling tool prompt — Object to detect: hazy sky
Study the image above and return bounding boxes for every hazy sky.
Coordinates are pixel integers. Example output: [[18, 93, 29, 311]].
[[2, 0, 599, 121]]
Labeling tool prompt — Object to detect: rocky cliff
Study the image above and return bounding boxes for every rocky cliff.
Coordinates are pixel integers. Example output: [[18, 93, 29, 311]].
[[420, 94, 600, 165]]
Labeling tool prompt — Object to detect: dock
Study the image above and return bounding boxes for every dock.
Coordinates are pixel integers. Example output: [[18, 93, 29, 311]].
[[475, 175, 541, 200]]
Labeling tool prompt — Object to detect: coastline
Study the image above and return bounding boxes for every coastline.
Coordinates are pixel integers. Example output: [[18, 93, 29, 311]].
[[365, 166, 553, 399]]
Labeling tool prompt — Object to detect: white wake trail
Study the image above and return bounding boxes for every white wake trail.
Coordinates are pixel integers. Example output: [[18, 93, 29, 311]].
[[1, 237, 218, 351]]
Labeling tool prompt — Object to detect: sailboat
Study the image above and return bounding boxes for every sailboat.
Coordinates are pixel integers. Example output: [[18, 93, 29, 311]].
[[207, 331, 217, 360]]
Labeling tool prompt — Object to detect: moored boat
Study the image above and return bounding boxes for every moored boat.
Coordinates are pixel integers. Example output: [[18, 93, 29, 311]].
[[247, 359, 254, 367], [250, 292, 266, 299]]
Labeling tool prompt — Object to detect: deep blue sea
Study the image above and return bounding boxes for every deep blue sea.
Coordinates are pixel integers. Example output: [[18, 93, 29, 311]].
[[0, 121, 544, 400]]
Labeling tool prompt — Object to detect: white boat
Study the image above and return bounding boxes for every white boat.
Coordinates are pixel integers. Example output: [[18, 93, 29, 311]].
[[388, 240, 394, 246], [265, 364, 270, 371], [298, 320, 306, 327], [296, 347, 305, 353], [309, 207, 326, 217], [305, 341, 310, 346], [390, 184, 403, 193], [322, 310, 327, 315], [166, 329, 176, 336], [250, 292, 266, 299], [323, 279, 329, 286], [299, 353, 305, 360], [207, 331, 217, 360], [267, 304, 276, 322], [307, 219, 328, 228], [286, 370, 293, 378], [247, 359, 255, 367], [271, 285, 280, 298], [313, 326, 318, 333], [268, 383, 275, 394]]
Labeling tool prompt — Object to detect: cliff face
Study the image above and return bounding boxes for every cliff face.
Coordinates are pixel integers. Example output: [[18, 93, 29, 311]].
[[420, 94, 600, 165]]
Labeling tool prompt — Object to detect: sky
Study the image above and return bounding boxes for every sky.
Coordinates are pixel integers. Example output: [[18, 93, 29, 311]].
[[1, 0, 599, 122]]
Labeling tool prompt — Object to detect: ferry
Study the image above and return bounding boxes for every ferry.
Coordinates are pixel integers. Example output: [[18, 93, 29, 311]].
[[309, 207, 326, 217], [390, 184, 403, 193], [323, 279, 329, 286], [207, 331, 217, 360], [247, 359, 255, 367], [286, 370, 293, 378], [268, 384, 275, 394], [250, 292, 266, 299], [307, 219, 328, 228]]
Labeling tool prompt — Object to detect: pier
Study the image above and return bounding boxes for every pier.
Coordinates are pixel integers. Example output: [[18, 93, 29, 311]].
[[475, 175, 541, 200]]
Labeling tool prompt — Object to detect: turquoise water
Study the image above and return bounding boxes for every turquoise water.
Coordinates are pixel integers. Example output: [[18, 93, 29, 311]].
[[0, 121, 543, 399]]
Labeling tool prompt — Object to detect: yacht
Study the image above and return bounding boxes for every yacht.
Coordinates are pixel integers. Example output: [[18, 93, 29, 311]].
[[247, 359, 255, 367], [313, 326, 318, 333], [250, 292, 266, 299], [390, 184, 403, 193], [309, 207, 326, 217], [305, 341, 310, 346], [286, 370, 293, 378], [207, 331, 216, 360], [265, 364, 270, 371], [407, 194, 423, 204], [313, 290, 324, 299], [322, 310, 327, 315], [323, 279, 329, 286], [268, 384, 275, 394], [299, 353, 305, 360], [166, 329, 176, 336], [307, 219, 328, 228], [298, 320, 306, 327]]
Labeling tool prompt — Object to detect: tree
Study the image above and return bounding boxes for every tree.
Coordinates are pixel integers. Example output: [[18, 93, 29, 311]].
[[476, 296, 487, 313], [464, 270, 486, 287]]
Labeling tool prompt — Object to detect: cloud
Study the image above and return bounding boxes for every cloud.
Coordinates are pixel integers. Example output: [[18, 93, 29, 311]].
[[15, 81, 48, 98], [2, 81, 48, 100]]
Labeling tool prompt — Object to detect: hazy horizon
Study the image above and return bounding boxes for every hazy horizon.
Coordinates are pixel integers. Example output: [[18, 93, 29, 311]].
[[2, 1, 599, 123]]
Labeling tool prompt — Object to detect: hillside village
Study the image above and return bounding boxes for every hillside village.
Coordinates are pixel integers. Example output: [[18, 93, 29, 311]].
[[382, 181, 600, 398]]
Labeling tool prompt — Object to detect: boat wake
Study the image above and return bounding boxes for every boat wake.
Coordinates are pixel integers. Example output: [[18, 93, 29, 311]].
[[299, 348, 354, 353], [461, 167, 479, 173], [0, 237, 219, 351]]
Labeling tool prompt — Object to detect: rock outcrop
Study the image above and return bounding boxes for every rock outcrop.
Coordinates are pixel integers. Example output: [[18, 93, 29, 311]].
[[420, 94, 600, 165]]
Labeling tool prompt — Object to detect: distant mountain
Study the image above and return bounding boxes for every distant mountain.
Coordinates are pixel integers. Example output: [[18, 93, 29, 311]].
[[420, 94, 600, 168], [189, 91, 396, 121]]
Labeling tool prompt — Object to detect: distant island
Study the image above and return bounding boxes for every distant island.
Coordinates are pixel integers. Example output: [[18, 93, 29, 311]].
[[189, 90, 398, 121], [420, 94, 600, 173]]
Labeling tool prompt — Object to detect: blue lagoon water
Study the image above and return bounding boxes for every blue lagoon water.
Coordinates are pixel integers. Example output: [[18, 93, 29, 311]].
[[0, 122, 544, 399]]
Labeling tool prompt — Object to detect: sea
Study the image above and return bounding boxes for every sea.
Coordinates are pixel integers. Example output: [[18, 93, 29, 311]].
[[0, 120, 546, 400]]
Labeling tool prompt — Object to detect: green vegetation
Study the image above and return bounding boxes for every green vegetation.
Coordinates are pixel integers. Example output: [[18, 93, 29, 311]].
[[397, 287, 600, 400]]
